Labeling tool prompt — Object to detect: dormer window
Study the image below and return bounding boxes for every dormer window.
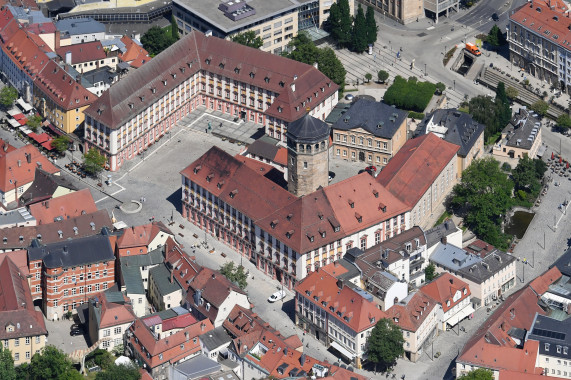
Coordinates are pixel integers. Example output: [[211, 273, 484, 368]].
[[317, 212, 323, 220], [206, 173, 214, 182], [295, 106, 299, 111], [217, 180, 224, 189], [446, 300, 451, 307], [234, 67, 240, 74], [171, 73, 177, 79], [270, 220, 278, 229], [205, 58, 211, 65], [219, 63, 224, 69], [286, 230, 293, 239], [162, 80, 167, 86], [393, 317, 398, 323], [463, 288, 467, 295], [334, 226, 340, 232], [279, 81, 285, 87], [355, 213, 362, 223], [320, 230, 326, 238], [128, 103, 134, 109], [545, 343, 550, 351], [373, 189, 379, 198], [151, 87, 156, 94], [348, 199, 354, 208], [193, 165, 201, 174], [307, 234, 314, 242], [180, 67, 186, 73], [249, 72, 255, 78], [229, 189, 238, 198], [286, 213, 293, 221], [277, 106, 283, 113], [264, 76, 270, 83]]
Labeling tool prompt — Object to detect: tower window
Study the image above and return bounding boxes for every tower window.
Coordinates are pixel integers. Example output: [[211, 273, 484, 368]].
[[303, 162, 308, 169]]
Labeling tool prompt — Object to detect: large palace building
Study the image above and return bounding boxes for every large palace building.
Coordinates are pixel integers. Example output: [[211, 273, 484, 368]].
[[83, 31, 338, 171]]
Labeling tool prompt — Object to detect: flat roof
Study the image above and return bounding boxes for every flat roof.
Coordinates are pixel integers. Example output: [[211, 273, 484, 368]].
[[173, 0, 314, 34]]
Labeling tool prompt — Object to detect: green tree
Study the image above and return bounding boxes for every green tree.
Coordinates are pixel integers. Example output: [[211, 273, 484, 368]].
[[424, 263, 436, 281], [512, 156, 543, 196], [141, 26, 174, 56], [450, 157, 513, 249], [82, 147, 107, 175], [467, 95, 509, 141], [317, 47, 346, 93], [111, 344, 124, 357], [534, 158, 547, 179], [383, 75, 436, 112], [0, 86, 18, 108], [96, 364, 141, 380], [171, 15, 179, 41], [231, 30, 263, 49], [220, 262, 248, 289], [50, 135, 70, 154], [487, 25, 506, 49], [86, 349, 114, 371], [365, 6, 377, 46], [0, 346, 16, 380], [325, 2, 341, 37], [285, 32, 319, 65], [366, 318, 404, 372], [365, 73, 372, 83], [26, 115, 42, 132], [351, 4, 368, 53], [435, 82, 446, 94], [377, 70, 389, 83], [495, 82, 512, 127], [29, 346, 82, 380], [531, 100, 549, 117], [337, 0, 353, 48], [505, 86, 518, 101], [557, 114, 571, 130], [16, 362, 30, 380], [457, 368, 494, 380]]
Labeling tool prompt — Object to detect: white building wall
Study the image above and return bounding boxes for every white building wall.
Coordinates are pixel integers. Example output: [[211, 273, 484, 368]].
[[213, 291, 250, 328]]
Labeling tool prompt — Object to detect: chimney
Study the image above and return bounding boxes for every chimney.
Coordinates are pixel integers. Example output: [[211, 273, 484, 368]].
[[65, 51, 72, 65], [17, 160, 21, 167], [45, 200, 49, 209], [313, 62, 318, 70], [449, 278, 453, 284], [55, 30, 61, 50], [185, 331, 189, 341], [300, 353, 306, 365], [441, 236, 447, 245], [26, 153, 31, 163], [3, 144, 7, 152], [36, 161, 42, 170], [201, 322, 205, 331], [290, 82, 296, 92], [170, 267, 174, 283], [212, 273, 216, 279]]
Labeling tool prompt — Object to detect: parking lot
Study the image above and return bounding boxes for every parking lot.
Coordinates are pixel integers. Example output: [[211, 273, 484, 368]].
[[45, 318, 89, 355]]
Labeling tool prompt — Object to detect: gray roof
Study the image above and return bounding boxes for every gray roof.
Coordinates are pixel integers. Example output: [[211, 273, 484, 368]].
[[19, 168, 78, 206], [286, 114, 330, 143], [121, 264, 145, 295], [369, 271, 398, 296], [344, 247, 365, 263], [415, 109, 485, 157], [149, 263, 182, 297], [429, 242, 481, 271], [325, 102, 351, 124], [425, 220, 457, 248], [121, 246, 164, 267], [456, 250, 516, 284], [552, 247, 571, 278], [0, 207, 35, 227], [245, 139, 280, 161], [100, 38, 127, 53], [332, 99, 408, 139], [7, 6, 51, 24], [82, 67, 118, 87], [28, 232, 114, 268], [199, 326, 231, 350], [502, 107, 541, 150], [173, 354, 221, 378], [528, 314, 571, 359], [173, 0, 314, 35], [328, 259, 361, 282], [55, 18, 105, 36]]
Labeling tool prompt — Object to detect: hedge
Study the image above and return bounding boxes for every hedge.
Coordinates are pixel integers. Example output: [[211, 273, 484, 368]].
[[383, 76, 436, 113], [408, 111, 425, 120]]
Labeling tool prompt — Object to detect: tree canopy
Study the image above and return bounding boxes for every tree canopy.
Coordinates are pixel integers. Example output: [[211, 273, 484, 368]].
[[383, 75, 436, 112], [512, 156, 542, 194], [230, 31, 263, 49], [487, 24, 506, 48], [171, 15, 179, 41], [505, 86, 518, 101], [424, 263, 436, 281], [27, 346, 82, 380], [365, 6, 377, 46], [0, 347, 16, 380], [284, 33, 346, 92], [557, 114, 571, 130], [26, 115, 42, 132], [50, 135, 71, 154], [141, 26, 177, 56], [220, 262, 248, 289], [466, 93, 510, 141], [366, 318, 404, 371], [449, 157, 513, 249], [457, 368, 494, 380], [531, 100, 549, 116], [83, 147, 107, 175], [95, 364, 141, 380], [0, 86, 18, 108], [377, 70, 389, 83], [351, 4, 368, 53]]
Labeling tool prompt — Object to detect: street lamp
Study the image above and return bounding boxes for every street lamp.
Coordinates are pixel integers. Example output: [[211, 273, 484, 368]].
[[453, 80, 456, 90], [424, 63, 427, 76]]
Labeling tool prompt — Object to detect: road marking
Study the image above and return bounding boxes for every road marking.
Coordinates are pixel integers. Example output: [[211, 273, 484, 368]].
[[427, 26, 435, 30]]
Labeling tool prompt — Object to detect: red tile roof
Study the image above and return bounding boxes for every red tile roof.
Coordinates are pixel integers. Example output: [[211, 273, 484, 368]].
[[386, 291, 437, 332], [28, 188, 97, 224], [499, 370, 561, 380], [85, 31, 338, 129], [457, 270, 561, 375], [234, 154, 277, 174], [129, 318, 213, 369], [96, 291, 136, 329], [0, 142, 59, 194], [0, 252, 47, 340], [34, 59, 95, 111], [56, 41, 107, 64], [119, 36, 151, 68], [510, 0, 571, 52], [294, 270, 386, 332], [224, 305, 272, 338], [117, 221, 173, 250], [264, 345, 320, 378], [529, 266, 561, 295], [320, 261, 349, 278], [24, 22, 57, 35], [464, 239, 499, 258], [161, 313, 197, 332], [164, 237, 202, 289], [376, 133, 459, 207], [420, 273, 471, 313]]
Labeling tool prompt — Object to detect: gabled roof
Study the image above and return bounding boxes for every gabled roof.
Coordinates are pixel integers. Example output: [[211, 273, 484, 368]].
[[294, 270, 386, 332], [116, 221, 173, 250], [386, 291, 437, 332], [551, 247, 571, 278], [92, 290, 136, 329], [118, 36, 150, 68], [19, 168, 77, 206], [0, 142, 59, 194], [224, 305, 270, 338], [28, 188, 97, 224], [84, 31, 338, 129], [164, 237, 202, 290], [420, 273, 470, 313], [332, 99, 408, 139], [424, 219, 458, 248], [416, 109, 485, 157], [149, 263, 182, 297], [529, 266, 562, 295], [56, 41, 107, 64], [376, 133, 459, 208]]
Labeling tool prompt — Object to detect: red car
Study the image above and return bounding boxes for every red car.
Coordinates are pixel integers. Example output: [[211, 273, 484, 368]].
[[365, 166, 377, 173]]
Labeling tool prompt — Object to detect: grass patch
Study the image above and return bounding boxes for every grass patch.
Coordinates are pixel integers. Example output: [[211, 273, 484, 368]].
[[443, 46, 457, 66], [163, 24, 173, 35], [383, 76, 435, 113], [486, 132, 501, 146], [458, 107, 469, 113], [434, 211, 452, 227], [344, 88, 359, 92]]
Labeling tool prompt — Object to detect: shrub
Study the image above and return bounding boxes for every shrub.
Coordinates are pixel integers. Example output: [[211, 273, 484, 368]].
[[408, 111, 425, 120], [501, 162, 511, 172], [383, 76, 436, 113]]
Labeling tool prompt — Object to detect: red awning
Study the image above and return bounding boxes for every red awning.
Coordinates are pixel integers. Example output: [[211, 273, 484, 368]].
[[40, 141, 54, 151], [45, 123, 64, 136], [12, 113, 25, 120], [28, 132, 51, 144], [18, 118, 28, 125]]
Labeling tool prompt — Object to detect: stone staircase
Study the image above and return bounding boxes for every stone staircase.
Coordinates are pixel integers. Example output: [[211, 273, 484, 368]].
[[69, 337, 112, 373], [478, 67, 566, 119]]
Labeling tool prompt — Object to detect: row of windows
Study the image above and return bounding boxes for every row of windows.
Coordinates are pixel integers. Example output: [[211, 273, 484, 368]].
[[3, 336, 41, 347]]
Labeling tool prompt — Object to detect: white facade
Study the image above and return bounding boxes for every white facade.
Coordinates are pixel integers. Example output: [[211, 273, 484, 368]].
[[438, 289, 471, 330], [212, 291, 250, 328], [98, 321, 132, 351], [381, 281, 408, 311]]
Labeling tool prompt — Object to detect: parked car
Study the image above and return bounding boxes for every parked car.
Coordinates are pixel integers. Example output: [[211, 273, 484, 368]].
[[70, 324, 81, 330], [492, 13, 499, 21], [268, 290, 287, 303], [70, 329, 83, 336], [345, 94, 354, 101]]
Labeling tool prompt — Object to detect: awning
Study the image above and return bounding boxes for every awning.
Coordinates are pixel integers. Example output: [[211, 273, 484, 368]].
[[18, 117, 28, 126], [446, 304, 475, 327], [7, 108, 19, 116], [330, 340, 356, 360], [40, 141, 54, 151], [28, 132, 51, 144], [19, 126, 32, 135], [8, 119, 20, 128], [45, 122, 63, 136], [12, 113, 25, 120], [16, 98, 33, 112]]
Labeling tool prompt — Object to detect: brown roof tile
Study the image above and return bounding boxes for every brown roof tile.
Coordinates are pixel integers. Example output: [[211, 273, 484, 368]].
[[56, 41, 107, 64], [119, 36, 151, 68], [117, 221, 173, 250], [386, 291, 437, 332], [420, 273, 470, 313], [28, 188, 97, 224]]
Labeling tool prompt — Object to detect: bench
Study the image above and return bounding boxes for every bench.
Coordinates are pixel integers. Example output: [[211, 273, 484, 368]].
[[193, 233, 199, 239], [179, 224, 185, 229], [221, 252, 227, 258], [178, 233, 184, 237], [209, 249, 215, 254]]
